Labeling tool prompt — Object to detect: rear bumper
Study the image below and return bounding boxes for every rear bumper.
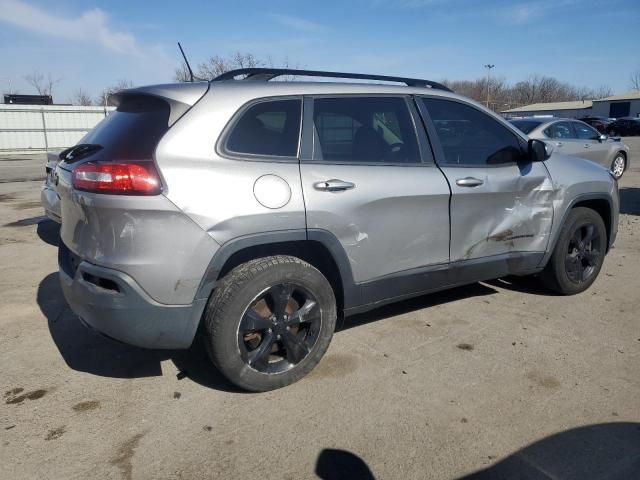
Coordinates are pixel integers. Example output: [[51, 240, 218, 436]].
[[58, 242, 206, 349]]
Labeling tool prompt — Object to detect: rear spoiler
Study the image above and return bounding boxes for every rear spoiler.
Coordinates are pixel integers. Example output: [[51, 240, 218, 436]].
[[109, 82, 210, 126]]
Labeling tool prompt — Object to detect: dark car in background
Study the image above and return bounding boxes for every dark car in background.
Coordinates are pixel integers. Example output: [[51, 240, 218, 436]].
[[579, 116, 613, 133], [606, 118, 640, 136]]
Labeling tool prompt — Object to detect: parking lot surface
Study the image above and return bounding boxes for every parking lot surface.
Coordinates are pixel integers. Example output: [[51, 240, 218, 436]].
[[1, 142, 639, 479]]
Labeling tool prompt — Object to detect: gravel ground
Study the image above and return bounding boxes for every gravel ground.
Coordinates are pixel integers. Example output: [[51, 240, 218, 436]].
[[1, 140, 639, 479]]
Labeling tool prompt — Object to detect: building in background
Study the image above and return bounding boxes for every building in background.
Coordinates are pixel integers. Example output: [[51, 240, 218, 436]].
[[591, 91, 640, 118], [4, 94, 53, 105], [501, 100, 593, 119]]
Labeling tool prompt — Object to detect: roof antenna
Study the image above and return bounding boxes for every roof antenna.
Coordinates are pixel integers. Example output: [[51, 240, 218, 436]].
[[177, 42, 195, 82]]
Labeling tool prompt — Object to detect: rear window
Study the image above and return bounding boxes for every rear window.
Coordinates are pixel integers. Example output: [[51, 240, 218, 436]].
[[509, 120, 543, 135], [76, 95, 170, 161], [225, 99, 302, 157]]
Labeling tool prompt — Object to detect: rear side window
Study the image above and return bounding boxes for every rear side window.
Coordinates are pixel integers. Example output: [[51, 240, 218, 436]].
[[226, 99, 301, 157], [421, 98, 525, 166], [78, 95, 170, 161], [544, 122, 575, 139], [509, 120, 542, 135], [312, 97, 420, 163], [573, 122, 599, 140]]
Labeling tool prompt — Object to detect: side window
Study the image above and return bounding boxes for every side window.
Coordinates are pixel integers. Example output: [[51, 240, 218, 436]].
[[573, 122, 599, 140], [312, 97, 420, 163], [226, 99, 301, 157], [544, 122, 575, 139], [421, 98, 525, 166]]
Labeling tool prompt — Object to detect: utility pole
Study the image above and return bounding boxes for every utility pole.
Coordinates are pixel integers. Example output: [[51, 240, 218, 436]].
[[484, 64, 495, 108]]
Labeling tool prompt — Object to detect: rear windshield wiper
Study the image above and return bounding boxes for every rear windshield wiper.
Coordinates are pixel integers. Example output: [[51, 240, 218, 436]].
[[59, 144, 103, 163]]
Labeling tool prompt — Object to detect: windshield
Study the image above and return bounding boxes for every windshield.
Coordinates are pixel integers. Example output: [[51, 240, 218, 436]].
[[509, 120, 543, 135]]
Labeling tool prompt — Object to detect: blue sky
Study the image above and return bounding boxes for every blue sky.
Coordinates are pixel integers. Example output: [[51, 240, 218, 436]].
[[0, 0, 639, 102]]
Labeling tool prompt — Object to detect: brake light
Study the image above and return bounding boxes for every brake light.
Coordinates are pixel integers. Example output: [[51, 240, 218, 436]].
[[72, 162, 162, 195]]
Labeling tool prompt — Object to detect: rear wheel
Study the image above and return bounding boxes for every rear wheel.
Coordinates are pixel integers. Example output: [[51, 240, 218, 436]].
[[203, 255, 337, 391], [540, 207, 606, 295], [611, 153, 626, 179]]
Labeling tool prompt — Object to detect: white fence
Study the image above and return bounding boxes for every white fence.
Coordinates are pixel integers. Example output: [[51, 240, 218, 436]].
[[0, 104, 115, 155]]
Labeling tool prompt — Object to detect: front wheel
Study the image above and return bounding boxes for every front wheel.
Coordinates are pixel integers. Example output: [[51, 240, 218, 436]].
[[540, 207, 607, 295], [611, 153, 626, 179], [203, 255, 337, 392]]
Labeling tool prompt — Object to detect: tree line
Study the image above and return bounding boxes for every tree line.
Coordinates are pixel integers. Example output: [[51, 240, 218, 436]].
[[5, 58, 640, 110]]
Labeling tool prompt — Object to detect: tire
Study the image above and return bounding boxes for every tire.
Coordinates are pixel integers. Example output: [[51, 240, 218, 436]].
[[540, 207, 607, 295], [610, 152, 626, 179], [203, 255, 337, 392]]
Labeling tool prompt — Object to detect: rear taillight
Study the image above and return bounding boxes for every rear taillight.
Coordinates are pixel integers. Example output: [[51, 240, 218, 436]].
[[72, 162, 162, 195]]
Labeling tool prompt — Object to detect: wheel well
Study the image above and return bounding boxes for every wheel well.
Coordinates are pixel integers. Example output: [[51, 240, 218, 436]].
[[218, 241, 345, 310], [572, 199, 612, 248]]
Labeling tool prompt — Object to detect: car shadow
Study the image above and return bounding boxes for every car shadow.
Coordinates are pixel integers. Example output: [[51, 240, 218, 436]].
[[313, 422, 640, 479], [483, 275, 559, 297], [619, 187, 640, 216], [37, 272, 241, 392], [38, 272, 557, 392], [36, 218, 60, 246]]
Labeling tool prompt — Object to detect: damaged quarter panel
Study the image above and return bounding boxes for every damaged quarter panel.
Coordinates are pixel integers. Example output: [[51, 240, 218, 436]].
[[56, 166, 219, 305], [155, 83, 306, 245]]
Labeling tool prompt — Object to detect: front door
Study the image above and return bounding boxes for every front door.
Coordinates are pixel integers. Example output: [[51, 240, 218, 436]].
[[543, 121, 584, 158], [418, 97, 554, 265], [299, 95, 451, 305]]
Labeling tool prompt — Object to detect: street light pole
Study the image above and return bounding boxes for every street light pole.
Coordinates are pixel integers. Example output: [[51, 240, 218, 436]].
[[484, 64, 495, 108]]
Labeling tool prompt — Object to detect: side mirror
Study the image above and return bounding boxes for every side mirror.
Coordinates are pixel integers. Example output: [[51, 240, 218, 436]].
[[599, 134, 608, 142], [528, 139, 552, 162]]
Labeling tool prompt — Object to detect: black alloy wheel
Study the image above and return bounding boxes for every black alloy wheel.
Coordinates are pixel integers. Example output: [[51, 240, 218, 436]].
[[238, 283, 321, 374], [564, 222, 602, 284]]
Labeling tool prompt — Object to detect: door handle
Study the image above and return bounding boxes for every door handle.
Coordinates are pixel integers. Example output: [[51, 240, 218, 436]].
[[556, 142, 563, 147], [456, 177, 484, 187], [314, 179, 356, 192], [584, 144, 591, 148]]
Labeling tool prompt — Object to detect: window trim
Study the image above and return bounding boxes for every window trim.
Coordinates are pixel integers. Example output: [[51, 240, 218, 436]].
[[416, 95, 529, 168], [216, 95, 303, 163], [300, 94, 433, 167]]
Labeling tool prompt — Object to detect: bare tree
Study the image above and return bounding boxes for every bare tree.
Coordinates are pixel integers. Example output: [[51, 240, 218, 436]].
[[174, 52, 300, 82], [24, 71, 60, 98], [631, 69, 640, 91], [71, 88, 93, 106], [95, 79, 134, 107]]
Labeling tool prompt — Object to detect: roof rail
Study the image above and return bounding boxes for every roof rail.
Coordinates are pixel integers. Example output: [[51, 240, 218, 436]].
[[212, 68, 453, 92]]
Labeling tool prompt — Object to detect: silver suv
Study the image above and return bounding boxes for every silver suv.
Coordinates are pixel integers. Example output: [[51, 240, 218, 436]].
[[54, 68, 619, 391]]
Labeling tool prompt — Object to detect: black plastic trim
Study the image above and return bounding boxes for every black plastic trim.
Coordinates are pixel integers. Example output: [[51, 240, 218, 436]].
[[348, 251, 545, 316], [212, 68, 453, 91]]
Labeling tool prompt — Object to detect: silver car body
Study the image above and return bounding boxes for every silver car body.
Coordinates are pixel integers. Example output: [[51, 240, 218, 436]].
[[512, 117, 630, 174], [54, 79, 619, 349]]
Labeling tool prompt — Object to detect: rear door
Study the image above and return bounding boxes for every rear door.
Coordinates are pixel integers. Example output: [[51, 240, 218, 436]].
[[299, 95, 450, 304], [417, 97, 554, 265], [571, 121, 611, 168]]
